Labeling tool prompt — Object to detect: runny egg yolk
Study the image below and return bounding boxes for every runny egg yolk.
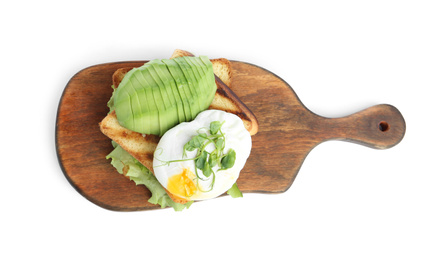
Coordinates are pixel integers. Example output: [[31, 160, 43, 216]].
[[167, 168, 197, 198]]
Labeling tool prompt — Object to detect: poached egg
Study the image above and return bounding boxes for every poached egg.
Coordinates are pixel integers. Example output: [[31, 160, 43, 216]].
[[153, 110, 252, 201]]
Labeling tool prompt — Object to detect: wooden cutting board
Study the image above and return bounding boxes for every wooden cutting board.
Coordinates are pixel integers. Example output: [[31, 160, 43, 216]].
[[56, 61, 406, 211]]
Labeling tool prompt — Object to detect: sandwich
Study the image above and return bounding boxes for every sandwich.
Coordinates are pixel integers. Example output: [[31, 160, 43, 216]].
[[100, 49, 258, 211]]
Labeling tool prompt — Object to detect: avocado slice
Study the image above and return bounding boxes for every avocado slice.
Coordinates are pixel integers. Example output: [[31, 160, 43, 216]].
[[147, 59, 183, 134], [198, 56, 217, 107], [128, 75, 149, 133], [173, 57, 202, 119], [114, 83, 135, 130], [185, 57, 209, 111], [115, 68, 151, 134], [162, 59, 193, 122], [113, 56, 217, 136], [178, 57, 205, 113], [144, 62, 176, 135], [183, 57, 207, 110], [154, 60, 185, 126], [141, 67, 164, 135], [138, 65, 167, 135], [132, 69, 159, 135]]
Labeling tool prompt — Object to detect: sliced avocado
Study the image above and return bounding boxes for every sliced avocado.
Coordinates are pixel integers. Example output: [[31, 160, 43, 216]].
[[113, 56, 217, 136], [162, 59, 193, 121], [140, 65, 167, 135], [173, 57, 202, 119], [198, 55, 218, 107], [185, 57, 209, 111], [184, 56, 209, 108], [183, 57, 204, 115], [114, 68, 147, 133], [150, 60, 183, 127], [183, 57, 206, 110], [139, 67, 162, 136], [145, 60, 181, 135], [144, 62, 175, 135], [128, 81, 147, 133], [132, 69, 159, 134], [115, 66, 163, 135], [114, 83, 134, 130]]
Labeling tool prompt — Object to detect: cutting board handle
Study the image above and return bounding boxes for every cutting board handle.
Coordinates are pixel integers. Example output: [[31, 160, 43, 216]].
[[315, 104, 406, 149]]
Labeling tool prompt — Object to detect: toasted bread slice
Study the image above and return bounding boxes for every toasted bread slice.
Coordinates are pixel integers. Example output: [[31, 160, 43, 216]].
[[100, 50, 258, 204], [169, 49, 194, 59], [101, 110, 160, 171]]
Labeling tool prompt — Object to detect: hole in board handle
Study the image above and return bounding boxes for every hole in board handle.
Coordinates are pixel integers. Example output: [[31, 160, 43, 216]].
[[379, 121, 390, 132]]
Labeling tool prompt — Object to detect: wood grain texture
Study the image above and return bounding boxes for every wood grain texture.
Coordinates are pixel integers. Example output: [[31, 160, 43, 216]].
[[56, 61, 406, 211]]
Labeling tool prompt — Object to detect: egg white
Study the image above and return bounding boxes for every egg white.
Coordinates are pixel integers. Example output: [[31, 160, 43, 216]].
[[153, 110, 252, 201]]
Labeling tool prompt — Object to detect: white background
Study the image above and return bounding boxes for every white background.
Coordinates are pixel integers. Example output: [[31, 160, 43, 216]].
[[2, 1, 446, 259]]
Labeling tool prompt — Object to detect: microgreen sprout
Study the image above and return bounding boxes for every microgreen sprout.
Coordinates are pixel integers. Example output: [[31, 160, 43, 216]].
[[157, 121, 236, 192]]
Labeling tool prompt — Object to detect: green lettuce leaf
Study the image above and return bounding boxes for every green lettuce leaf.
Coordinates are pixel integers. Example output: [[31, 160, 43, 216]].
[[106, 141, 193, 211], [227, 182, 243, 198]]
